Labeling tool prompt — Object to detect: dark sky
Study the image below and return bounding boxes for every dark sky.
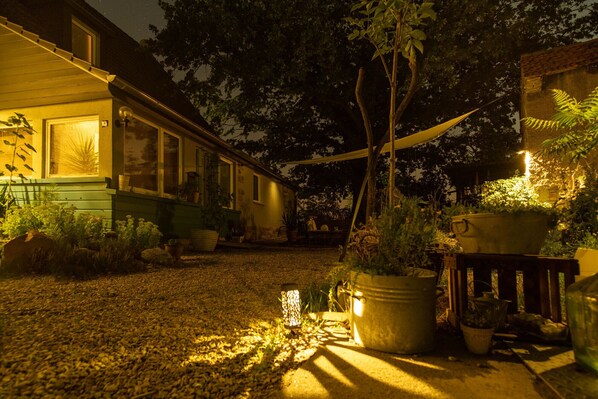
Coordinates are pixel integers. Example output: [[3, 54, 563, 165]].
[[85, 0, 165, 41]]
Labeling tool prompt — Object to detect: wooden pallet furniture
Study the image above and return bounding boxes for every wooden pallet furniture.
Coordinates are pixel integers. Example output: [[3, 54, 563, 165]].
[[445, 253, 579, 328]]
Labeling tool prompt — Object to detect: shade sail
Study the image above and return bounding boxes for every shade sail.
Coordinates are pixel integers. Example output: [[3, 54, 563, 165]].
[[286, 108, 478, 165]]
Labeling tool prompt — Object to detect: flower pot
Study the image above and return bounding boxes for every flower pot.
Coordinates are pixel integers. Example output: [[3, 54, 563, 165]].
[[350, 269, 438, 354], [190, 229, 219, 251], [460, 322, 495, 355], [118, 174, 130, 191], [451, 212, 550, 254], [574, 248, 598, 282]]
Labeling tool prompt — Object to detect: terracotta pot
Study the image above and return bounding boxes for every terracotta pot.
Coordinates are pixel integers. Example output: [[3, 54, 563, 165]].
[[190, 229, 219, 251], [164, 244, 184, 260]]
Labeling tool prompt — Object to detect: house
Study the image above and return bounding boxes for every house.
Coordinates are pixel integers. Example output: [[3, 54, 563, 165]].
[[0, 0, 295, 241], [520, 38, 598, 199]]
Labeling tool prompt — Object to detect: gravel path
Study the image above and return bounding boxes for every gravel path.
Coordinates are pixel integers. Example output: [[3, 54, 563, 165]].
[[0, 248, 339, 398]]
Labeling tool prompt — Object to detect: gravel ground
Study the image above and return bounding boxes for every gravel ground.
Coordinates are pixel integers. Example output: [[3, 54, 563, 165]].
[[0, 247, 339, 399]]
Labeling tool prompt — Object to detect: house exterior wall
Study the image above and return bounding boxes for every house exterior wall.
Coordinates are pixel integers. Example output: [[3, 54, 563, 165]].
[[236, 165, 295, 240], [0, 3, 295, 241]]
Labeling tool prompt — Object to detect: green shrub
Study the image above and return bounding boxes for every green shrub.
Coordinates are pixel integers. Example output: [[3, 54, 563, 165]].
[[115, 215, 162, 253], [1, 203, 105, 246], [300, 282, 330, 314]]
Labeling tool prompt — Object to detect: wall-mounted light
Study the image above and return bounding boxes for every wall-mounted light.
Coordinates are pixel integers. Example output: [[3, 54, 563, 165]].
[[281, 283, 301, 329], [115, 106, 133, 128]]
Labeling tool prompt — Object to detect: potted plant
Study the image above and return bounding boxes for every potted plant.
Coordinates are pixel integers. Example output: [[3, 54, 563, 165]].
[[282, 210, 299, 242], [451, 176, 554, 254], [460, 296, 502, 355], [190, 180, 231, 252], [164, 238, 185, 260], [346, 196, 440, 354]]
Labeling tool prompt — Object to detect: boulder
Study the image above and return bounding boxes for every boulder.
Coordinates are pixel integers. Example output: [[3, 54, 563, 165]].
[[140, 247, 174, 266], [1, 230, 55, 273]]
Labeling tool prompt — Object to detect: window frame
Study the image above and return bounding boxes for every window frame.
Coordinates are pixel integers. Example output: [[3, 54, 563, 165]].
[[123, 115, 159, 195], [45, 115, 100, 178], [161, 130, 182, 198], [71, 17, 99, 65], [218, 156, 234, 209]]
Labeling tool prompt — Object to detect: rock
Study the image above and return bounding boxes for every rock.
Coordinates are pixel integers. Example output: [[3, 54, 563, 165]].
[[1, 230, 55, 273], [140, 248, 174, 266]]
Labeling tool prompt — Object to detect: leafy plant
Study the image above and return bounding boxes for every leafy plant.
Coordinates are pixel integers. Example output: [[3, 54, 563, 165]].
[[478, 176, 553, 214], [64, 133, 99, 175], [1, 203, 105, 246], [282, 210, 298, 231], [115, 215, 162, 253], [347, 196, 437, 276], [522, 86, 598, 163], [0, 113, 37, 211], [461, 299, 500, 329], [300, 282, 331, 314]]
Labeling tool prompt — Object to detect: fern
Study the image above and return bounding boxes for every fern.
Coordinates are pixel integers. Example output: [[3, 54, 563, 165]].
[[522, 86, 598, 162]]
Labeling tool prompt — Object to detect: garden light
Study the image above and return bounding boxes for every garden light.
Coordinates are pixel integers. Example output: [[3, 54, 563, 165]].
[[281, 283, 301, 328]]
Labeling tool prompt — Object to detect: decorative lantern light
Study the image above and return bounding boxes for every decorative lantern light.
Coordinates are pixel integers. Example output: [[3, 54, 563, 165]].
[[281, 283, 302, 329]]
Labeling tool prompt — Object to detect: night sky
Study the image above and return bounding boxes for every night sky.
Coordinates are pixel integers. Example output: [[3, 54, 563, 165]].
[[85, 0, 165, 41]]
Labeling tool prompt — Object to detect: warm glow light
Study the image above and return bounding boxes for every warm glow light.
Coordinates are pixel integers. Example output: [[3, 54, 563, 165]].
[[524, 151, 531, 179], [281, 283, 302, 328], [352, 291, 364, 317]]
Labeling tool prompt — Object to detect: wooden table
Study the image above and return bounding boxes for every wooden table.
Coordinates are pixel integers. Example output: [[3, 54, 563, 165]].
[[445, 253, 579, 328]]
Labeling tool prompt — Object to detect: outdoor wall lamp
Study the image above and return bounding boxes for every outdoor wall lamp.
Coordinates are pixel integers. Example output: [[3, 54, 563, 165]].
[[115, 106, 133, 128], [281, 283, 302, 329]]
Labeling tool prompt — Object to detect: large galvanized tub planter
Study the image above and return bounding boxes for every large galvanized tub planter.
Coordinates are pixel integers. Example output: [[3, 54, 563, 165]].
[[451, 212, 550, 254], [349, 268, 438, 354]]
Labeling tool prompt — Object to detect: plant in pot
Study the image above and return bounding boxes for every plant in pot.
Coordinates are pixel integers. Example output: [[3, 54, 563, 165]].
[[451, 176, 554, 254], [190, 181, 231, 252], [282, 210, 299, 242], [346, 196, 440, 354], [164, 238, 185, 260], [460, 295, 503, 355]]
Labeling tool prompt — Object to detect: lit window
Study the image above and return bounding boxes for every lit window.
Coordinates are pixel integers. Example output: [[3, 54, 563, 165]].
[[0, 127, 34, 178], [72, 18, 97, 64], [253, 174, 261, 202], [48, 117, 99, 177], [163, 132, 180, 195], [124, 118, 158, 192], [218, 158, 233, 208]]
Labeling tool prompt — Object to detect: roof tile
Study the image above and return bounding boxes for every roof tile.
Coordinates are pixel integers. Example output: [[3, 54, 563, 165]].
[[521, 38, 598, 77]]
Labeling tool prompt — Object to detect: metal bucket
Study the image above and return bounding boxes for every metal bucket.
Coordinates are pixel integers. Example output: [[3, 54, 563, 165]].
[[451, 212, 550, 254], [350, 269, 438, 354]]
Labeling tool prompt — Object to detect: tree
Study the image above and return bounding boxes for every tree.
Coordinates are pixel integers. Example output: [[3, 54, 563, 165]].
[[347, 0, 436, 211], [148, 0, 597, 218], [523, 87, 598, 163]]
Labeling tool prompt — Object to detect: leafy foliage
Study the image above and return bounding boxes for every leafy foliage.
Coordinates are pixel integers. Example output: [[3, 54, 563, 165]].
[[115, 215, 162, 253], [149, 0, 596, 210], [2, 203, 105, 246], [347, 196, 437, 275], [478, 176, 552, 214], [523, 87, 598, 162], [0, 113, 37, 211]]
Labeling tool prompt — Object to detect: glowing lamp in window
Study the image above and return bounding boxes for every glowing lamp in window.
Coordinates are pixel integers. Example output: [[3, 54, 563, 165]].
[[281, 283, 302, 329]]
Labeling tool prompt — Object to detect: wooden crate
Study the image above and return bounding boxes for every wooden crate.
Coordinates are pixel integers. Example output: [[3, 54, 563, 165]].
[[445, 253, 579, 328]]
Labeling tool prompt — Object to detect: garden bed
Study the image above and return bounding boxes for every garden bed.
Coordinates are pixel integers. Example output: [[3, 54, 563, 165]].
[[0, 248, 338, 398]]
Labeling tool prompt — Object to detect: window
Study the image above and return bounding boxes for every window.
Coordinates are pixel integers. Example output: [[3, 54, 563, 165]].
[[163, 132, 180, 195], [124, 118, 158, 192], [72, 18, 98, 65], [0, 127, 34, 178], [253, 174, 262, 203], [218, 157, 233, 208], [48, 117, 99, 177]]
